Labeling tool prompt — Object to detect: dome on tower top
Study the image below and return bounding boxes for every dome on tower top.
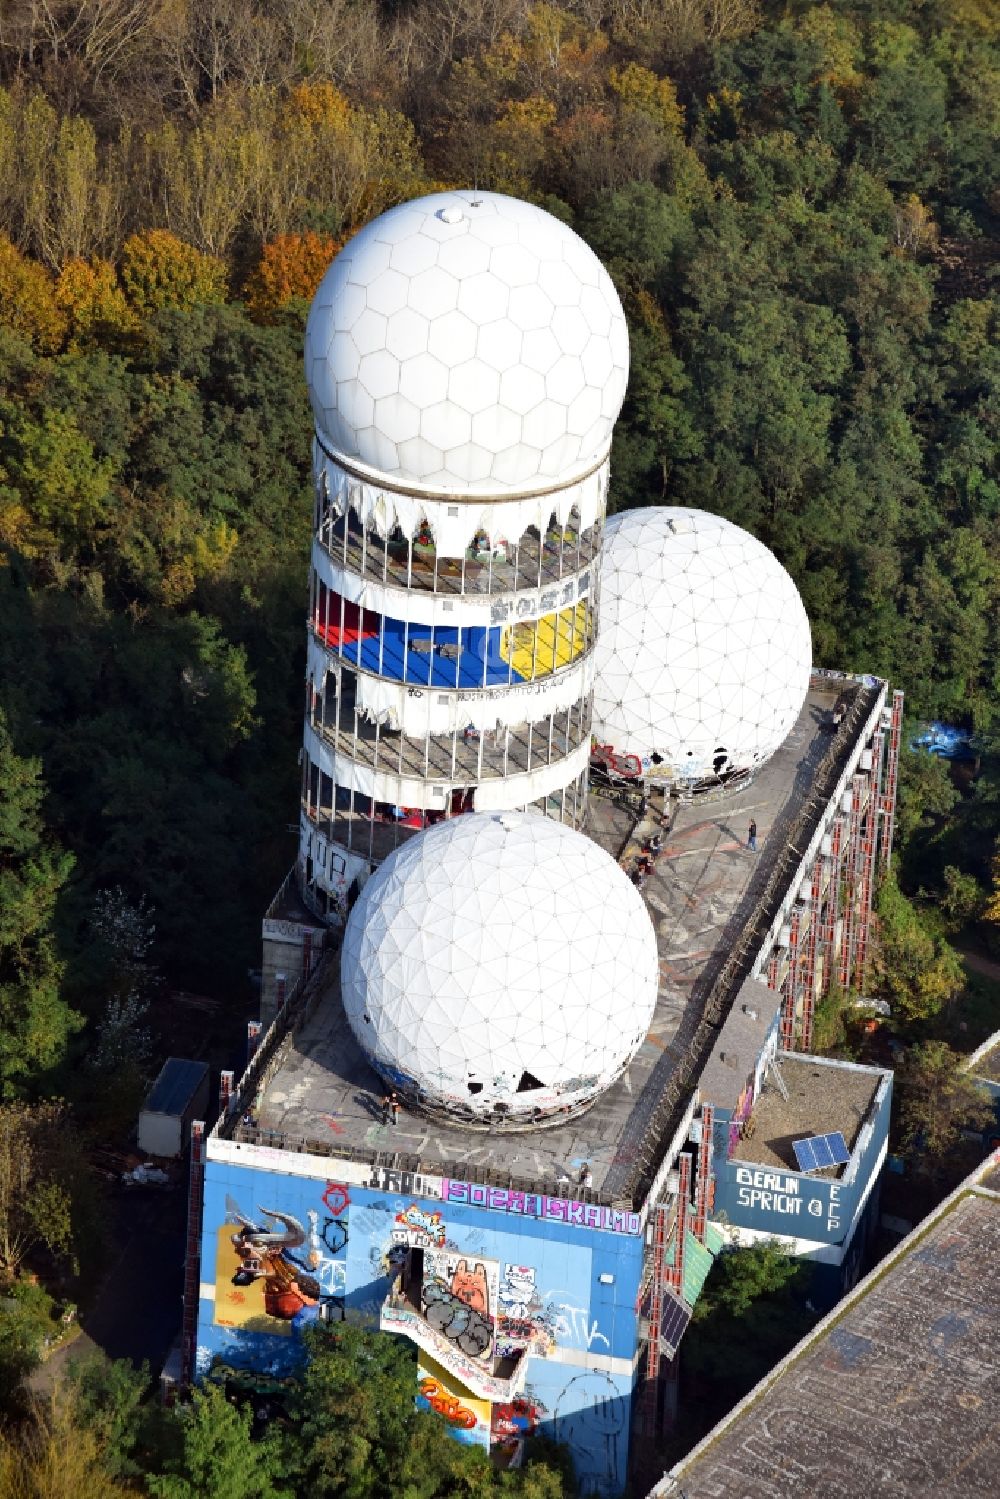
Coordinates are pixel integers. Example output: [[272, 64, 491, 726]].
[[304, 192, 629, 496], [591, 507, 812, 785], [340, 812, 658, 1126]]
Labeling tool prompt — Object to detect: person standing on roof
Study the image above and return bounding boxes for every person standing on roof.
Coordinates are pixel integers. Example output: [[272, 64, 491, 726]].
[[382, 1091, 400, 1126]]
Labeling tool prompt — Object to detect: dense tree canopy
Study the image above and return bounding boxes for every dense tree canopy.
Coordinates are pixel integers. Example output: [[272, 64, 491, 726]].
[[0, 1331, 573, 1497]]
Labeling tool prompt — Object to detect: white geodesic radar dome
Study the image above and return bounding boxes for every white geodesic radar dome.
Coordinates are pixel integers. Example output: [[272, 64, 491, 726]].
[[305, 191, 629, 494], [591, 508, 812, 783], [341, 813, 658, 1123]]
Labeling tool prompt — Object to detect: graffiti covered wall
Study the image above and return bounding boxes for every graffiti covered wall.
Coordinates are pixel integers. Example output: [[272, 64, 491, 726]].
[[417, 1352, 492, 1449], [196, 1152, 643, 1496]]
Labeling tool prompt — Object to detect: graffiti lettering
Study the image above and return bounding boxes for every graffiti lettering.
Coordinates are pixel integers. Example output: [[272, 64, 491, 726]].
[[492, 1395, 545, 1441], [552, 1302, 610, 1351], [422, 1278, 493, 1360], [367, 1165, 442, 1198], [393, 1203, 447, 1248], [498, 1263, 536, 1320], [737, 1188, 802, 1215], [321, 1182, 350, 1215], [442, 1180, 641, 1236], [418, 1377, 478, 1430], [734, 1167, 799, 1195]]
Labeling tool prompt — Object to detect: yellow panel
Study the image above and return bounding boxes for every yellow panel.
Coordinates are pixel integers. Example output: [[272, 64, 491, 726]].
[[503, 602, 590, 680]]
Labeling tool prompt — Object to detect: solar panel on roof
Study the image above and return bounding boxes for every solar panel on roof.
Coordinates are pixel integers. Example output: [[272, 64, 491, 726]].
[[826, 1131, 850, 1165], [793, 1137, 817, 1172], [812, 1135, 836, 1169], [794, 1131, 851, 1173], [660, 1290, 692, 1355]]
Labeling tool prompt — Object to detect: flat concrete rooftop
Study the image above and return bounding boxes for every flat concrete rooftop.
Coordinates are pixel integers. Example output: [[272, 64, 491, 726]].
[[242, 679, 876, 1207], [660, 1157, 1000, 1498], [730, 1055, 881, 1174]]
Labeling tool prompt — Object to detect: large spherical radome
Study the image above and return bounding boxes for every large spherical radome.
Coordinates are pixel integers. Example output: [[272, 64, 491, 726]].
[[341, 813, 658, 1124], [305, 192, 629, 495], [591, 508, 812, 782]]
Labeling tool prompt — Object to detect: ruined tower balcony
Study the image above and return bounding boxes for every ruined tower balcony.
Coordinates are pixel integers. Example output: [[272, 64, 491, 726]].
[[380, 1276, 528, 1403]]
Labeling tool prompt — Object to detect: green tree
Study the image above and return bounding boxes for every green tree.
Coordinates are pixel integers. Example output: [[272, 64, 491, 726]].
[[894, 1041, 993, 1169], [693, 1240, 806, 1321], [811, 977, 855, 1054], [939, 864, 983, 931], [147, 1384, 290, 1499], [0, 711, 80, 1095], [64, 1355, 156, 1482], [1, 406, 116, 558], [872, 871, 965, 1024], [895, 743, 960, 853], [0, 1276, 63, 1407], [286, 1324, 498, 1498], [683, 1242, 814, 1440], [0, 1101, 90, 1280]]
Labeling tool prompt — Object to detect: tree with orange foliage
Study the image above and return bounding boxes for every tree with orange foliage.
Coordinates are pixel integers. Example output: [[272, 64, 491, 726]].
[[0, 237, 66, 352], [120, 230, 227, 318], [244, 232, 341, 324]]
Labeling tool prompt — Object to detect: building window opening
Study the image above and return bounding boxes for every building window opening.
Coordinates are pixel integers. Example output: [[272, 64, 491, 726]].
[[467, 1081, 484, 1094], [516, 1070, 544, 1092]]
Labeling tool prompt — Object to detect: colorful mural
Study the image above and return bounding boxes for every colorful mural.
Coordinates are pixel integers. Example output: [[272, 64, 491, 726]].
[[313, 585, 590, 688], [421, 1249, 498, 1362], [392, 1202, 447, 1249], [197, 1155, 642, 1496], [416, 1353, 491, 1449], [497, 1262, 556, 1357], [212, 1187, 350, 1337]]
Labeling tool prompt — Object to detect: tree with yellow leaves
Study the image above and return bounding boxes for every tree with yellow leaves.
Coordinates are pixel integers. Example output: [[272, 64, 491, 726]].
[[0, 238, 66, 353], [120, 230, 228, 317], [0, 1383, 141, 1497], [609, 63, 685, 137], [55, 258, 136, 345]]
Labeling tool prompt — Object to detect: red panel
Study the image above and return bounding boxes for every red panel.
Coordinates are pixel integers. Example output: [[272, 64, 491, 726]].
[[316, 595, 380, 647]]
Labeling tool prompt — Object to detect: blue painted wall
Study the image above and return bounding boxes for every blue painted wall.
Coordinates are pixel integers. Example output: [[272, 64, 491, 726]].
[[711, 1069, 891, 1247], [196, 1157, 643, 1496]]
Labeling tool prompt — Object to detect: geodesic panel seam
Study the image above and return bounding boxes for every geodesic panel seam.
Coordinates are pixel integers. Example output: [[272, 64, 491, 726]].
[[305, 192, 629, 495], [341, 813, 658, 1119], [591, 507, 812, 780]]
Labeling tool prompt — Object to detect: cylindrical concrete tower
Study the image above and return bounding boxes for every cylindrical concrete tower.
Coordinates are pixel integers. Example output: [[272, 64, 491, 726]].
[[298, 191, 629, 919]]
